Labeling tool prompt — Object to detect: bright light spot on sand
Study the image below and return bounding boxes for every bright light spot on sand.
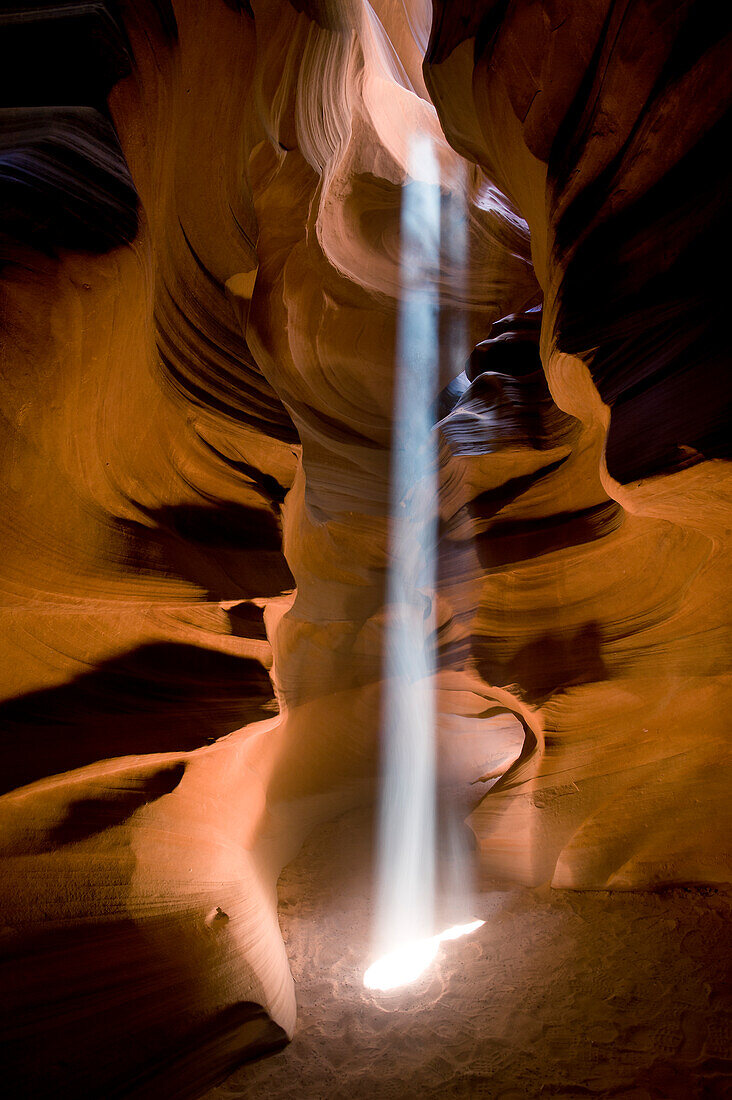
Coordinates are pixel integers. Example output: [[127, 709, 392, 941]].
[[364, 938, 439, 992], [364, 920, 485, 991], [437, 919, 485, 942]]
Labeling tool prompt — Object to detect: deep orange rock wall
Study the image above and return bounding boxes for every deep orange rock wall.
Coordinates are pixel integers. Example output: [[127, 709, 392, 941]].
[[425, 0, 732, 888]]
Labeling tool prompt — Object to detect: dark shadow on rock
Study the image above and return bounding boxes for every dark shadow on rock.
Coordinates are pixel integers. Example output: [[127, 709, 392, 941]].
[[480, 709, 539, 797], [474, 499, 623, 571], [226, 601, 269, 640], [49, 761, 187, 847], [115, 502, 294, 601], [0, 106, 139, 255], [197, 439, 289, 506], [147, 502, 281, 552], [0, 642, 275, 794], [108, 1000, 289, 1100], [466, 456, 569, 524], [438, 307, 578, 457], [479, 622, 608, 707], [554, 62, 732, 482], [0, 917, 286, 1100], [466, 306, 543, 382]]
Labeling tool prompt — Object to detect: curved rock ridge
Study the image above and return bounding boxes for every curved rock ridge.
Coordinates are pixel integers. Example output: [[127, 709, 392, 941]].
[[0, 0, 729, 1095], [0, 2, 298, 1095], [425, 0, 732, 888]]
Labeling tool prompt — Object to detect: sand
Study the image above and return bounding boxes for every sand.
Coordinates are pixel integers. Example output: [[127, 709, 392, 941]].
[[203, 807, 732, 1099]]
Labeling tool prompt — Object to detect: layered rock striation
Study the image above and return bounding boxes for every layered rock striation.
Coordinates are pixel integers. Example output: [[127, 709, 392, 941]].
[[426, 0, 732, 889]]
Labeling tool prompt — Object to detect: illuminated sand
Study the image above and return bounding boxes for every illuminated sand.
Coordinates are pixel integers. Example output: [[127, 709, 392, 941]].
[[204, 806, 732, 1100], [364, 920, 484, 992]]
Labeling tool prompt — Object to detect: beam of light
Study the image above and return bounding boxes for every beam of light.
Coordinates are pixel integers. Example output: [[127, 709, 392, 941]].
[[368, 137, 481, 997], [436, 165, 477, 932], [363, 920, 485, 992], [373, 131, 441, 965]]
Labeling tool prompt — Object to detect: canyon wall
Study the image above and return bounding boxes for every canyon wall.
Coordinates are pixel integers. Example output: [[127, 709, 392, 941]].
[[425, 0, 732, 888]]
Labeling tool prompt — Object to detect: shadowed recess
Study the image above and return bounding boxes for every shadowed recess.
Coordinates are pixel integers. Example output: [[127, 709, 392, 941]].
[[0, 3, 132, 109], [479, 622, 608, 706], [226, 601, 269, 640], [0, 107, 139, 254], [439, 308, 578, 457], [0, 917, 285, 1100], [474, 499, 623, 571], [115, 502, 294, 600], [466, 456, 570, 523], [0, 762, 188, 855], [551, 14, 732, 481], [0, 643, 275, 794], [156, 279, 299, 444]]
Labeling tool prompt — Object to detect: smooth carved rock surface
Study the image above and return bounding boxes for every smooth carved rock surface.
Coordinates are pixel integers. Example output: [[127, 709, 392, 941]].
[[0, 0, 729, 1095], [425, 0, 732, 889]]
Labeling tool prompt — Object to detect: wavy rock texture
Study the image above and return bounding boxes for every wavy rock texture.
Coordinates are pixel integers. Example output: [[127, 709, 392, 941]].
[[1, 3, 298, 1096], [426, 0, 732, 889], [0, 0, 729, 1095]]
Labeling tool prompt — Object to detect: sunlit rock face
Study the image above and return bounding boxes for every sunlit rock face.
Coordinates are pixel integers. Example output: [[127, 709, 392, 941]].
[[0, 0, 729, 1094]]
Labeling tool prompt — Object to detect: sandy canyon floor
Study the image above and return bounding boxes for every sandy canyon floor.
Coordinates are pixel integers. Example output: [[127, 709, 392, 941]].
[[204, 807, 732, 1100]]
